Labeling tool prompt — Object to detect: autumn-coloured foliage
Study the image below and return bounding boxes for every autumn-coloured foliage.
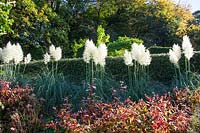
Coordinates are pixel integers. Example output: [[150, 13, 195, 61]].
[[0, 80, 41, 132], [46, 86, 192, 133], [189, 88, 200, 132], [1, 79, 199, 132], [190, 88, 200, 105]]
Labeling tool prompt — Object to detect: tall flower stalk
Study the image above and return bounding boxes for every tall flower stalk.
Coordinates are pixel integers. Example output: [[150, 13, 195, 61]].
[[23, 53, 31, 73], [83, 39, 108, 99], [182, 35, 194, 85], [169, 35, 194, 88], [45, 44, 62, 80], [94, 43, 107, 92], [0, 42, 24, 81], [169, 44, 182, 86], [34, 45, 63, 111], [123, 43, 152, 100], [49, 44, 62, 74], [123, 50, 134, 97], [83, 40, 107, 83], [83, 39, 97, 83]]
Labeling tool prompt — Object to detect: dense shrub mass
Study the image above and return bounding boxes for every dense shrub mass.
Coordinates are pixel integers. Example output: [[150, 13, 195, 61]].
[[46, 87, 195, 133], [0, 80, 41, 132], [0, 80, 200, 132], [23, 53, 200, 84]]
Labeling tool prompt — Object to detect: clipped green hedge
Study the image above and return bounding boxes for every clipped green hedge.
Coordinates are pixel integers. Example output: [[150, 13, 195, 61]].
[[148, 46, 171, 54], [24, 53, 200, 84]]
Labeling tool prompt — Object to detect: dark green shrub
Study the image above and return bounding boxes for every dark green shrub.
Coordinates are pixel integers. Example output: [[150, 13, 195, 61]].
[[18, 52, 200, 105]]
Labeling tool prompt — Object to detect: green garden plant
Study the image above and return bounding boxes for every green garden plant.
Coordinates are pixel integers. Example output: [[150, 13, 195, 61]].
[[83, 39, 113, 101], [169, 35, 200, 90], [97, 25, 110, 46], [33, 45, 86, 111], [34, 45, 64, 111], [123, 43, 152, 100], [108, 36, 143, 56], [0, 42, 31, 82], [72, 38, 86, 58]]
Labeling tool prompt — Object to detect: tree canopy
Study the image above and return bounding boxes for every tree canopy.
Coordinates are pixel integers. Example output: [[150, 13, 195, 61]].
[[0, 0, 199, 58]]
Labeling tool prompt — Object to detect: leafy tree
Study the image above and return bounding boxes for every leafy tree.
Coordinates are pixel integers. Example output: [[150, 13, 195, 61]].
[[67, 0, 96, 41], [188, 10, 200, 50], [0, 1, 14, 35], [188, 25, 200, 50], [83, 0, 194, 46], [0, 0, 71, 59], [193, 10, 200, 25]]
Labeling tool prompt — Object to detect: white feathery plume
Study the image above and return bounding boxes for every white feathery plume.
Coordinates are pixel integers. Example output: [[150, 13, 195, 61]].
[[98, 43, 107, 58], [131, 43, 140, 61], [93, 51, 99, 66], [182, 35, 194, 60], [169, 44, 181, 68], [124, 50, 133, 66], [131, 43, 146, 62], [169, 50, 179, 67], [93, 43, 107, 66], [44, 53, 50, 64], [173, 44, 182, 60], [182, 35, 191, 50], [53, 47, 62, 61], [131, 43, 151, 66], [184, 46, 194, 60], [98, 43, 108, 66], [49, 44, 56, 57], [49, 44, 62, 61], [139, 49, 152, 66], [83, 39, 97, 63], [1, 42, 24, 64], [1, 41, 15, 63], [13, 43, 24, 64], [24, 53, 31, 64]]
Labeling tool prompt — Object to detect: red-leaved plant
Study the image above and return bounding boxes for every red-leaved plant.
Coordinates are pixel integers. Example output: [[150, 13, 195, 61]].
[[0, 80, 41, 132], [46, 86, 192, 133]]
